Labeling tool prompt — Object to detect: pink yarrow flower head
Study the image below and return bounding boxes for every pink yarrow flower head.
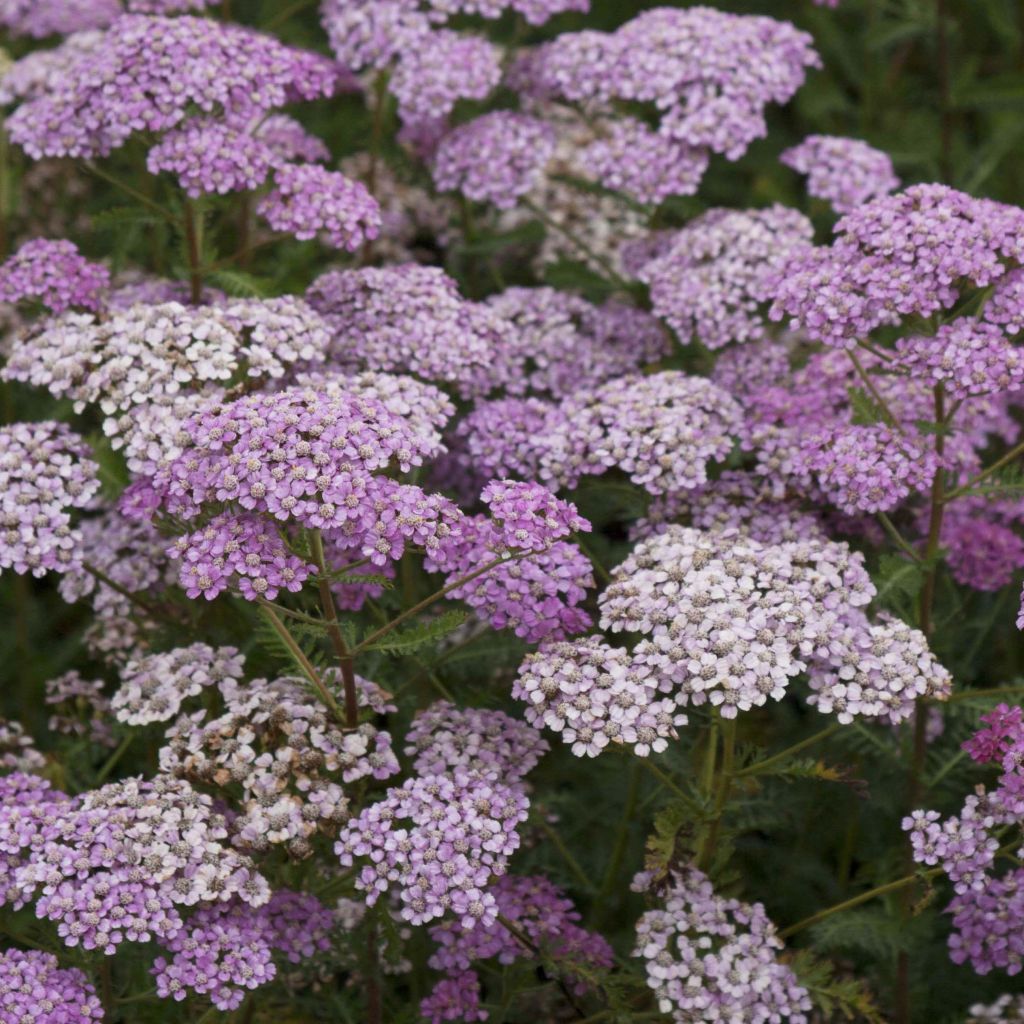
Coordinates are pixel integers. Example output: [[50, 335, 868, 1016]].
[[781, 134, 899, 213], [962, 704, 1024, 764], [480, 479, 590, 551], [0, 0, 119, 37], [7, 15, 339, 160], [0, 949, 104, 1021], [0, 239, 109, 313], [433, 112, 555, 209], [258, 163, 381, 251]]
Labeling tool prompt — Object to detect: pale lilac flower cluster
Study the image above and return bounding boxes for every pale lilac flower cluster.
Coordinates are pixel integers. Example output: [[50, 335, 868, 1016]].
[[154, 386, 445, 525], [152, 890, 334, 1010], [0, 720, 45, 773], [161, 673, 399, 857], [405, 702, 548, 778], [484, 287, 669, 398], [542, 372, 742, 494], [781, 135, 899, 213], [581, 117, 709, 205], [969, 995, 1024, 1021], [942, 507, 1024, 592], [146, 119, 278, 198], [421, 874, 613, 1023], [771, 185, 1024, 346], [112, 643, 244, 726], [58, 509, 174, 664], [169, 512, 315, 602], [0, 0, 119, 37], [514, 637, 688, 757], [795, 424, 941, 515], [307, 265, 512, 397], [634, 866, 811, 1023], [598, 524, 947, 724], [44, 672, 114, 749], [0, 773, 270, 954], [391, 31, 500, 123], [905, 705, 1024, 974], [523, 7, 819, 162], [635, 206, 814, 349], [257, 114, 332, 164], [893, 319, 1024, 400], [480, 479, 589, 552], [0, 238, 108, 314], [433, 112, 555, 209], [0, 948, 104, 1022], [7, 15, 338, 160], [0, 421, 99, 577], [336, 768, 530, 927], [258, 163, 381, 251], [424, 484, 593, 642]]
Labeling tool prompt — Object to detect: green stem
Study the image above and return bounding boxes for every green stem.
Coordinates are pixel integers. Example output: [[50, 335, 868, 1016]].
[[637, 756, 690, 801], [182, 197, 204, 306], [941, 684, 1024, 703], [353, 550, 537, 655], [944, 437, 1024, 502], [310, 530, 360, 728], [734, 723, 841, 779], [593, 763, 640, 925], [849, 350, 901, 430], [261, 0, 316, 30], [876, 513, 922, 563], [780, 866, 944, 940], [96, 734, 133, 784], [82, 562, 166, 622], [538, 819, 595, 894], [699, 717, 736, 870], [258, 601, 345, 724], [84, 163, 178, 223], [521, 198, 630, 290]]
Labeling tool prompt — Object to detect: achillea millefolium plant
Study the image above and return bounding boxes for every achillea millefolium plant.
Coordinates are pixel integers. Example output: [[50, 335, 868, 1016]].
[[1, 1, 1024, 1023]]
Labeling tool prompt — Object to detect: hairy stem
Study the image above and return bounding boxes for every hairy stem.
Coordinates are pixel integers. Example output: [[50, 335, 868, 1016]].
[[258, 601, 345, 724], [310, 530, 360, 728], [943, 436, 1024, 502], [699, 717, 736, 870], [734, 723, 841, 779]]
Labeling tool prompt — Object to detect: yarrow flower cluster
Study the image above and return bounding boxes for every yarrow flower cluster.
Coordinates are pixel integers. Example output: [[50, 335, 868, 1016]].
[[781, 135, 899, 213], [421, 874, 613, 1023], [6, 15, 338, 159], [905, 704, 1024, 974], [257, 163, 382, 251], [433, 112, 555, 209], [633, 866, 812, 1023], [0, 948, 104, 1022], [635, 206, 814, 349], [0, 421, 99, 577], [152, 890, 335, 1010], [771, 185, 1024, 347], [112, 643, 244, 725], [161, 673, 399, 857], [0, 238, 109, 313]]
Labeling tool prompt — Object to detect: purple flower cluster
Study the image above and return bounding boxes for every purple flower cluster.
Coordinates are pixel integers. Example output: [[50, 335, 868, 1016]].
[[112, 643, 244, 725], [480, 479, 589, 551], [771, 185, 1024, 346], [7, 15, 338, 159], [152, 890, 334, 1010], [404, 702, 548, 778], [635, 206, 814, 349], [169, 512, 315, 602], [795, 424, 942, 515], [0, 421, 99, 577], [515, 637, 688, 757], [307, 265, 512, 397], [422, 874, 613, 1023], [905, 705, 1024, 974], [0, 948, 104, 1022], [433, 112, 555, 209], [161, 673, 399, 857], [44, 672, 114, 749], [893, 319, 1024, 401], [146, 119, 278, 198], [258, 163, 381, 251], [0, 238, 109, 313], [0, 772, 269, 954], [634, 866, 812, 1023], [781, 135, 899, 213], [336, 769, 530, 927]]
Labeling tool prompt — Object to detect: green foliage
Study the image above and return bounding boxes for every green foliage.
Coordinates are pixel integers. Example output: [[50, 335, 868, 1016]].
[[788, 950, 888, 1024], [362, 609, 471, 655]]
